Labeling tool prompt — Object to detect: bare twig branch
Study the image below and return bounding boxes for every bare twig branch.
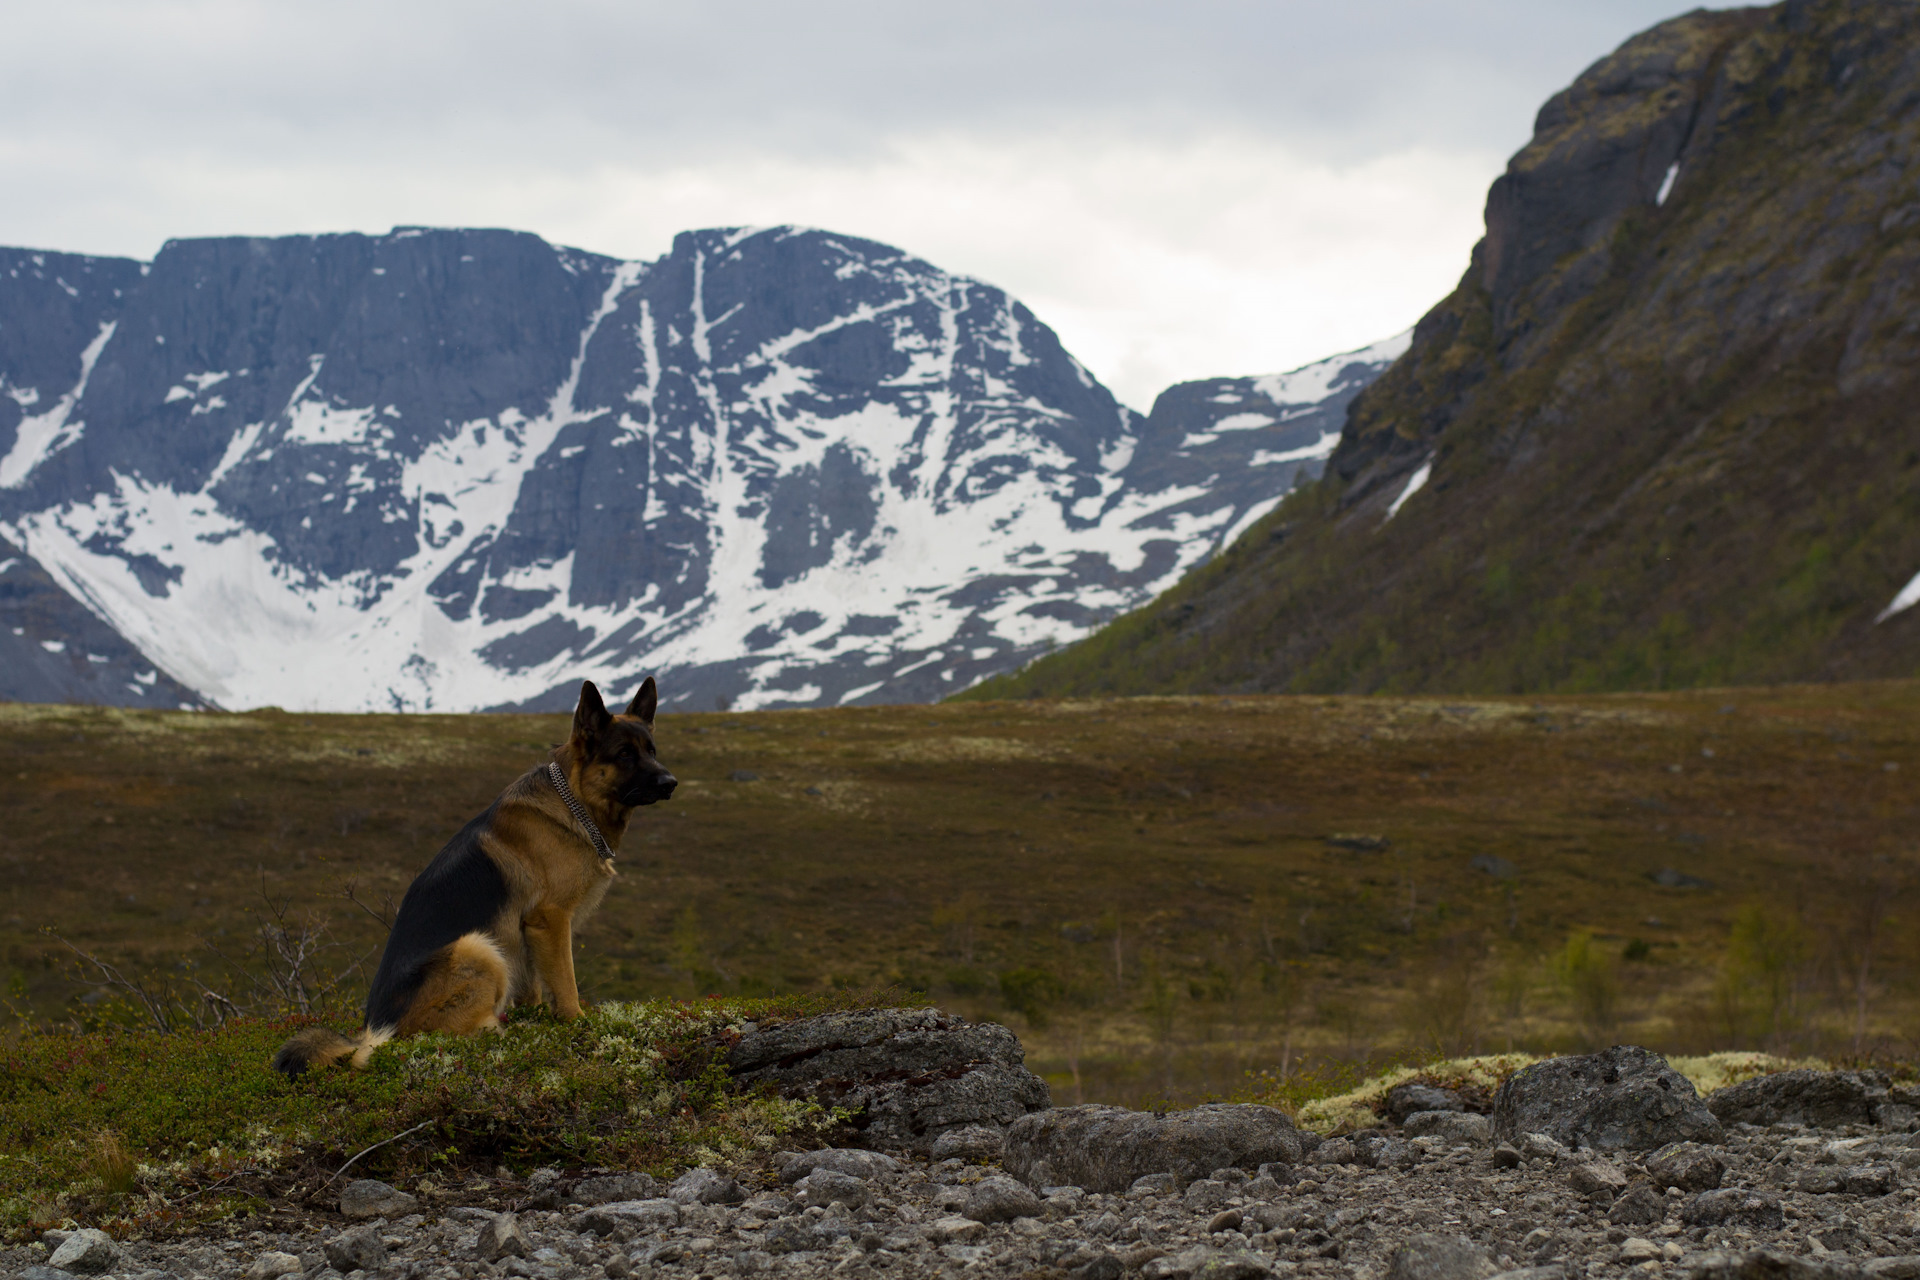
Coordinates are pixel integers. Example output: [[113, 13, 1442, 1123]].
[[341, 878, 395, 932], [330, 1121, 433, 1185]]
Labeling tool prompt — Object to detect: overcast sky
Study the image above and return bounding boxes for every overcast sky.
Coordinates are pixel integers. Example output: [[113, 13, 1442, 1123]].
[[2, 1, 1731, 407]]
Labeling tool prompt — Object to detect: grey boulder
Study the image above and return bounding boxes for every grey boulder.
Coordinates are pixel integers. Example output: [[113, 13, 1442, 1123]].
[[572, 1172, 658, 1205], [962, 1174, 1045, 1223], [573, 1198, 682, 1238], [47, 1230, 122, 1276], [1682, 1188, 1784, 1230], [1403, 1111, 1492, 1145], [1491, 1046, 1722, 1151], [780, 1148, 903, 1183], [1606, 1181, 1668, 1226], [668, 1166, 746, 1204], [1389, 1083, 1466, 1121], [1706, 1069, 1890, 1129], [1141, 1246, 1274, 1280], [931, 1123, 1006, 1163], [1385, 1233, 1497, 1280], [1005, 1103, 1312, 1192], [478, 1212, 531, 1262], [322, 1226, 388, 1274], [729, 1007, 1051, 1150], [245, 1252, 302, 1280], [793, 1168, 869, 1210], [1644, 1141, 1726, 1191], [338, 1177, 419, 1220]]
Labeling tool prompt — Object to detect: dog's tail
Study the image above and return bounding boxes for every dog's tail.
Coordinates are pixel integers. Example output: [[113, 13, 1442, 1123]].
[[271, 1024, 391, 1076]]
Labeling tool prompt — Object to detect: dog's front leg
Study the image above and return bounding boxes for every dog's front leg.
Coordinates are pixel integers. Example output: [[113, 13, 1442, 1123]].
[[522, 904, 583, 1020]]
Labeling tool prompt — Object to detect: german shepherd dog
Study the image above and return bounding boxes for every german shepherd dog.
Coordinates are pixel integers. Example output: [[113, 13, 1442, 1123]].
[[272, 678, 676, 1075]]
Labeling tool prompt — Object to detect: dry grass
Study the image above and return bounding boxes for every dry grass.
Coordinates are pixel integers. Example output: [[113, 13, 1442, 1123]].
[[1, 681, 1916, 1106]]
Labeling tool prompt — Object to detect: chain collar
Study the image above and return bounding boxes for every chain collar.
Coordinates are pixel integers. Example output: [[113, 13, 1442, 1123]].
[[546, 760, 615, 862]]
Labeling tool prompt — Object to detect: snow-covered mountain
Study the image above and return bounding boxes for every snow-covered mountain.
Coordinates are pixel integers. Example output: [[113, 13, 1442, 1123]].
[[0, 227, 1402, 712]]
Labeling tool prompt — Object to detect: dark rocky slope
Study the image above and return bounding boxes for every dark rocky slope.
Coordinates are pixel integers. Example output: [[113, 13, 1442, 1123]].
[[968, 0, 1920, 701]]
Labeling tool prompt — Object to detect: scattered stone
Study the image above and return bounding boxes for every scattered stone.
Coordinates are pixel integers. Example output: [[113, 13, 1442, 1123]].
[[1142, 1245, 1274, 1279], [1368, 1137, 1414, 1170], [1708, 1068, 1890, 1129], [1184, 1179, 1232, 1211], [1645, 1140, 1727, 1191], [1314, 1136, 1359, 1165], [1617, 1236, 1661, 1262], [477, 1211, 531, 1262], [1682, 1188, 1785, 1229], [338, 1176, 419, 1220], [928, 1215, 989, 1243], [1385, 1232, 1497, 1280], [1133, 1172, 1180, 1196], [573, 1197, 682, 1237], [962, 1173, 1045, 1222], [729, 1007, 1050, 1150], [322, 1225, 388, 1274], [793, 1168, 870, 1210], [668, 1165, 746, 1204], [1403, 1111, 1492, 1145], [1492, 1045, 1723, 1151], [572, 1172, 658, 1204], [1606, 1180, 1667, 1225], [1519, 1131, 1570, 1161], [1685, 1249, 1868, 1279], [47, 1230, 122, 1276], [932, 1123, 1006, 1163], [1492, 1143, 1523, 1169], [779, 1147, 904, 1182], [1390, 1083, 1467, 1121], [1567, 1161, 1628, 1201], [1006, 1103, 1311, 1191], [1075, 1253, 1127, 1280], [245, 1251, 302, 1280], [729, 769, 761, 781]]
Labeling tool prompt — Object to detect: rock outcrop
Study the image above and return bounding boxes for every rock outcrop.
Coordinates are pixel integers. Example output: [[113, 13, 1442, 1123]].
[[727, 1008, 1051, 1151], [1707, 1069, 1895, 1130], [1492, 1045, 1723, 1151], [1003, 1103, 1314, 1192]]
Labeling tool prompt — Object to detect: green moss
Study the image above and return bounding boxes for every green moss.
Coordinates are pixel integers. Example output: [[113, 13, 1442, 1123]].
[[0, 993, 886, 1238]]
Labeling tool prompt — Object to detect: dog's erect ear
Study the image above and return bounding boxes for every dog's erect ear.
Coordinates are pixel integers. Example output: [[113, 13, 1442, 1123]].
[[573, 680, 612, 743], [626, 676, 657, 726]]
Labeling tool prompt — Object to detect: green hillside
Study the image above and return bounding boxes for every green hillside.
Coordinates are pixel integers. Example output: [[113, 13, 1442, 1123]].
[[965, 0, 1920, 702]]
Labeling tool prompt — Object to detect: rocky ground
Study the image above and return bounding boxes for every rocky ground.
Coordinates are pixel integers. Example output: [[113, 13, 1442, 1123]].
[[9, 1034, 1920, 1280], [8, 1114, 1920, 1280]]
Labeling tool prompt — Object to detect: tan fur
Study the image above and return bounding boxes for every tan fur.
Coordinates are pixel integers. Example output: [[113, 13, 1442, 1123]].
[[394, 933, 511, 1037]]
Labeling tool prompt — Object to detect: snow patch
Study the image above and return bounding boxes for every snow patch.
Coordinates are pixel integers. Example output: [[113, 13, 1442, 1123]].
[[0, 321, 115, 489], [1249, 429, 1342, 467], [1657, 162, 1680, 207], [1876, 569, 1920, 623], [1385, 458, 1433, 521], [1250, 329, 1411, 406]]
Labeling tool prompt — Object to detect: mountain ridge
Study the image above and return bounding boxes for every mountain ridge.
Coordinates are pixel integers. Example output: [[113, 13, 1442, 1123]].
[[0, 227, 1401, 711], [965, 0, 1920, 703]]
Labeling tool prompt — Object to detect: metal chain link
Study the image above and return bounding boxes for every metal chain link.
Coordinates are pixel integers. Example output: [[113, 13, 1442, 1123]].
[[547, 760, 615, 862]]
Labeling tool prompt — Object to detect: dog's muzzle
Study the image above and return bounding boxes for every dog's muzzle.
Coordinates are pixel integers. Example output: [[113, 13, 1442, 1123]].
[[623, 772, 677, 806]]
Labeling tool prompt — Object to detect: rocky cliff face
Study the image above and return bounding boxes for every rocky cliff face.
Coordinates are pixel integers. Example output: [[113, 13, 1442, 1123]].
[[0, 230, 1392, 711], [972, 0, 1920, 701]]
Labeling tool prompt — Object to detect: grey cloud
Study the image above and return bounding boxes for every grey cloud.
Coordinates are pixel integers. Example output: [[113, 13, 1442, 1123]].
[[6, 1, 1749, 172]]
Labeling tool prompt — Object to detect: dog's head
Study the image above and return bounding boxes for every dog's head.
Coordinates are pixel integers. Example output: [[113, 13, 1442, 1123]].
[[569, 677, 677, 808]]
